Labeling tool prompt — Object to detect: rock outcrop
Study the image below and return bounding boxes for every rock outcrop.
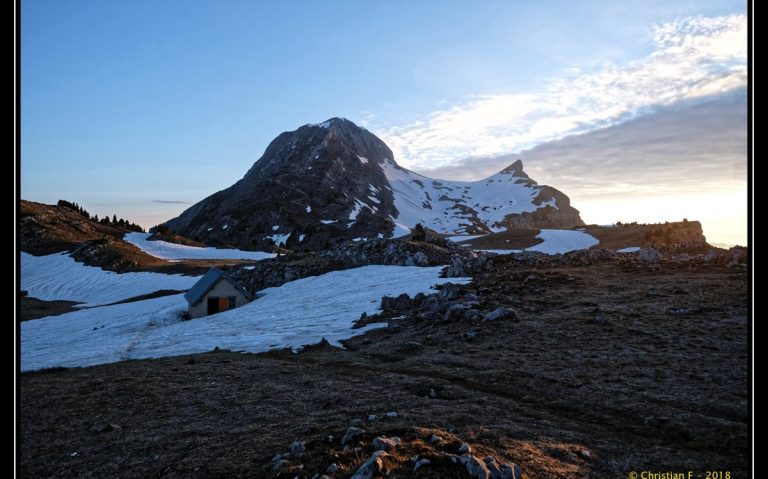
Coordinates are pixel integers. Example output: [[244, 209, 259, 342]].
[[163, 117, 584, 250]]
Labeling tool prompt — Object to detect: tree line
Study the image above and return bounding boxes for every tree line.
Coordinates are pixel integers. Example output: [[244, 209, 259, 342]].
[[57, 199, 145, 232]]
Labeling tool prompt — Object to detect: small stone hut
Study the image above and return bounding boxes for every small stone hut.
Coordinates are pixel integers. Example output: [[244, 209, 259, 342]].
[[184, 268, 253, 319]]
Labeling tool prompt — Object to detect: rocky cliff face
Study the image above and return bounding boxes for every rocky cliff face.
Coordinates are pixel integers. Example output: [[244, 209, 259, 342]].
[[164, 117, 584, 250]]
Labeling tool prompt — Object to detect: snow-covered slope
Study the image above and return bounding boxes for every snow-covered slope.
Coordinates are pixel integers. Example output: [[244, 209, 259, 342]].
[[21, 265, 471, 371], [124, 232, 275, 260], [383, 160, 555, 236], [21, 252, 200, 307]]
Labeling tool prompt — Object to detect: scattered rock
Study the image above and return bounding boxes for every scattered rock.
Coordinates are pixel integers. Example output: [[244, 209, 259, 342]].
[[372, 436, 401, 451], [289, 440, 305, 458], [271, 453, 288, 472], [579, 449, 592, 460], [438, 282, 463, 300], [484, 456, 502, 478], [499, 462, 523, 479], [325, 463, 339, 473], [413, 457, 431, 472], [639, 247, 662, 263], [429, 434, 443, 444], [95, 423, 120, 434], [463, 309, 485, 321], [445, 303, 468, 321], [381, 293, 413, 311], [367, 414, 378, 421], [459, 443, 472, 454], [462, 330, 478, 341], [411, 251, 429, 266], [484, 307, 517, 321], [350, 451, 388, 479], [460, 454, 490, 479], [341, 426, 365, 446]]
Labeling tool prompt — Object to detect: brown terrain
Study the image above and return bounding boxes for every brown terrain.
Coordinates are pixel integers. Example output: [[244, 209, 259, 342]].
[[584, 221, 709, 250], [20, 200, 256, 276], [19, 248, 749, 478], [19, 201, 265, 319], [18, 294, 80, 322], [457, 220, 709, 251]]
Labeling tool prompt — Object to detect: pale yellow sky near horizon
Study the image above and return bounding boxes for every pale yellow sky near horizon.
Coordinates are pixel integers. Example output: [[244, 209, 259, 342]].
[[574, 190, 747, 246]]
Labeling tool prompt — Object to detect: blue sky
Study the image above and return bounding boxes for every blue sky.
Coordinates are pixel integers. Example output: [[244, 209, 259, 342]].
[[21, 0, 748, 244]]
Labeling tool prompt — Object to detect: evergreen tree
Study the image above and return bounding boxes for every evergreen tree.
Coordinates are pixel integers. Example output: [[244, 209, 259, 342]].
[[411, 222, 427, 241]]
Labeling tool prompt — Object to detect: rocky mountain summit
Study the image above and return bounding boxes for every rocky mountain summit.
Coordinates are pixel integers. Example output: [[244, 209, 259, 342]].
[[163, 117, 584, 251]]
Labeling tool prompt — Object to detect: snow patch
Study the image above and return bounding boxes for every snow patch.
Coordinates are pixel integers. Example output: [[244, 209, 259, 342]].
[[446, 235, 487, 242], [475, 229, 598, 255], [526, 229, 599, 254], [348, 199, 366, 223], [618, 246, 641, 253], [320, 219, 337, 224], [21, 266, 471, 371], [357, 155, 369, 164], [20, 252, 199, 307], [125, 233, 274, 261], [267, 233, 291, 245], [306, 205, 312, 213], [478, 249, 523, 255]]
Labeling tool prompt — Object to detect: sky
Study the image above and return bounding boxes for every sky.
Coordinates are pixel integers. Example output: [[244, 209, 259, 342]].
[[20, 0, 749, 245]]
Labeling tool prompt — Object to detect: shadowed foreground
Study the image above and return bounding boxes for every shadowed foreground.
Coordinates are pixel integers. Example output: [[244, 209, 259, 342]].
[[20, 255, 748, 478]]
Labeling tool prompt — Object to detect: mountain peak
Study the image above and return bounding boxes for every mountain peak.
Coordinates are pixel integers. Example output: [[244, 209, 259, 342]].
[[500, 159, 524, 174], [310, 117, 353, 129], [164, 119, 584, 250]]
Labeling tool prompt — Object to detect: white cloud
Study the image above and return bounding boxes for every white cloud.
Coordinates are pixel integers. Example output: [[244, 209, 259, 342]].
[[378, 14, 746, 170]]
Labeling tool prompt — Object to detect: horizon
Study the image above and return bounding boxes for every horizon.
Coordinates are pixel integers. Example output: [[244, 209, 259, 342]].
[[20, 0, 748, 245]]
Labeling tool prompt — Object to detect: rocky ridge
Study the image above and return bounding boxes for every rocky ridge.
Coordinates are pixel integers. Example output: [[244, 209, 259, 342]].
[[163, 117, 584, 250]]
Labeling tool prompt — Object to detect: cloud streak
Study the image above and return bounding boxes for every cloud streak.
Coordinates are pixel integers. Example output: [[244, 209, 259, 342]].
[[418, 90, 746, 196], [152, 200, 190, 204], [378, 14, 746, 170]]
